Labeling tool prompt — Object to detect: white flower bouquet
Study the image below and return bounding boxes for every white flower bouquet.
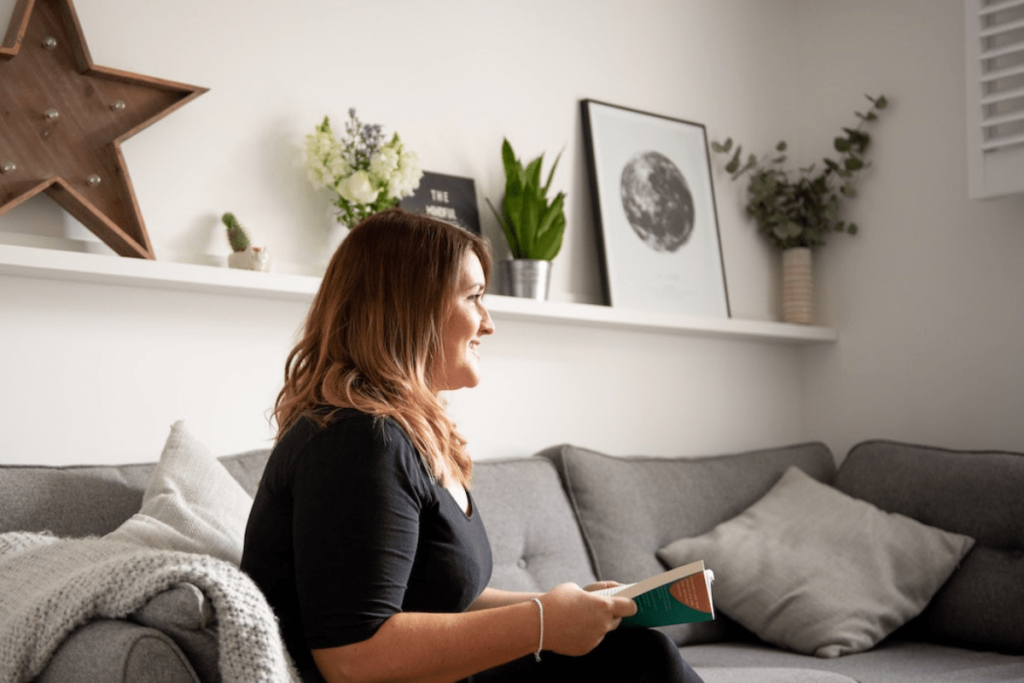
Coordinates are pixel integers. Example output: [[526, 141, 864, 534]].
[[305, 109, 423, 226]]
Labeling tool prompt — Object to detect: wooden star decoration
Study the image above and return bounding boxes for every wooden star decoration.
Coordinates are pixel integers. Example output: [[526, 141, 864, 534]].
[[0, 0, 207, 259]]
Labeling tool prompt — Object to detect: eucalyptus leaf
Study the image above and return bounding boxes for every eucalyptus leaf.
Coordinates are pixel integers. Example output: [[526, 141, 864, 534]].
[[726, 148, 741, 174]]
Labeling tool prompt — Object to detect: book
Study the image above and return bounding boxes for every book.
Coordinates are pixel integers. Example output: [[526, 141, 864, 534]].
[[594, 560, 715, 629]]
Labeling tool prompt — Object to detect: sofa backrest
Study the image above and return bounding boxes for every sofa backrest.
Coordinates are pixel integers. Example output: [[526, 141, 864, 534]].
[[538, 442, 837, 584], [0, 451, 270, 538], [472, 457, 598, 592], [537, 442, 837, 644], [0, 450, 599, 596], [834, 440, 1024, 655]]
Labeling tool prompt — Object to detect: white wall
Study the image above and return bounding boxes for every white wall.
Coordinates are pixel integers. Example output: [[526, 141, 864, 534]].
[[791, 0, 1024, 457], [1, 0, 1020, 466], [0, 0, 809, 465]]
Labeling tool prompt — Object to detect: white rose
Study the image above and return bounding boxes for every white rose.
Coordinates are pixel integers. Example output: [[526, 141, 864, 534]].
[[337, 170, 379, 205]]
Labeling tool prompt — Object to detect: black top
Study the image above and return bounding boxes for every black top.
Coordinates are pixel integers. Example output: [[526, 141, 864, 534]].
[[241, 409, 493, 680]]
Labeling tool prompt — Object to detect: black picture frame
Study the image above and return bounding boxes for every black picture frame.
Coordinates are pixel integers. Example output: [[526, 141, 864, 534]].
[[580, 100, 730, 318]]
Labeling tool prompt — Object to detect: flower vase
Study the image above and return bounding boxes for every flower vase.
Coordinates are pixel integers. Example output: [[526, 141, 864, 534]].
[[327, 210, 350, 253], [319, 209, 351, 272], [781, 247, 813, 324]]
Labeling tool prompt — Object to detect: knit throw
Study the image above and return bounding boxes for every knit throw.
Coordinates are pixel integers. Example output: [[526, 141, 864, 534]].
[[0, 532, 299, 683]]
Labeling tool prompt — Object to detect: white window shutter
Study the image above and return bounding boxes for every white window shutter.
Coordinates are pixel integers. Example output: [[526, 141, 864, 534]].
[[965, 0, 1024, 198]]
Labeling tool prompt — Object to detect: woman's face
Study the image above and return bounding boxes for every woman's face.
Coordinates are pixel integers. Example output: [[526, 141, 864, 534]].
[[434, 251, 494, 391]]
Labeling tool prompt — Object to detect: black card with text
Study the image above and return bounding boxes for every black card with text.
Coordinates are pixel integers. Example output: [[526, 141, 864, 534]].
[[400, 171, 481, 235]]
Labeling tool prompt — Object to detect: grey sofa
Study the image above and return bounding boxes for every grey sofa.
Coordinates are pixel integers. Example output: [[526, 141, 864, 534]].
[[1, 439, 1022, 682]]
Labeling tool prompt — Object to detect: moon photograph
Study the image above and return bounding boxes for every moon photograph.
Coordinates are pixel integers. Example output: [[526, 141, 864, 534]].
[[619, 151, 694, 253]]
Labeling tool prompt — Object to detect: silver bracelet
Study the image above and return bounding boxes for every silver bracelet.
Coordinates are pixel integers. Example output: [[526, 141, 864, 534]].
[[531, 597, 544, 662]]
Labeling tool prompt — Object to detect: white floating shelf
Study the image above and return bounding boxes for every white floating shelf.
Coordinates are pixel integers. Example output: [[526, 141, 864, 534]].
[[0, 244, 837, 345], [488, 294, 837, 344]]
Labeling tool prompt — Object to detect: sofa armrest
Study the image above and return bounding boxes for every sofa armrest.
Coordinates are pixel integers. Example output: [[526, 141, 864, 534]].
[[34, 619, 200, 683]]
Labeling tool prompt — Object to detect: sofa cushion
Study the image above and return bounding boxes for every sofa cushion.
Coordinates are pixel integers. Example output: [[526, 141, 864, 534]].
[[0, 462, 151, 537], [105, 422, 254, 565], [835, 440, 1024, 655], [695, 668, 858, 683], [537, 442, 836, 645], [218, 449, 272, 498], [681, 640, 1024, 683], [0, 449, 269, 540], [471, 457, 597, 592], [658, 467, 974, 658]]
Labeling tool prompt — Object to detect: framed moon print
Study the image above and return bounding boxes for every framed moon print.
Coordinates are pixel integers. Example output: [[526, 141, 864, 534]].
[[580, 100, 729, 318]]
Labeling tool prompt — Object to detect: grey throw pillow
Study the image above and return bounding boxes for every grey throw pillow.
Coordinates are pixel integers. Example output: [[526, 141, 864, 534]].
[[657, 467, 975, 658], [105, 421, 254, 565]]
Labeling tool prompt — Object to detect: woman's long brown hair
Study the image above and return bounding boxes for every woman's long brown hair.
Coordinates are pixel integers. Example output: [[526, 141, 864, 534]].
[[273, 208, 492, 488]]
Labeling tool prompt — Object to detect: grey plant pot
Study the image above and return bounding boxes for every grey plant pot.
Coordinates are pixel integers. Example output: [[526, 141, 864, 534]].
[[499, 259, 551, 300]]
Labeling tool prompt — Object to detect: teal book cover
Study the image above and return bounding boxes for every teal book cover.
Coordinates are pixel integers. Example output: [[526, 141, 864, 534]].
[[598, 560, 715, 629]]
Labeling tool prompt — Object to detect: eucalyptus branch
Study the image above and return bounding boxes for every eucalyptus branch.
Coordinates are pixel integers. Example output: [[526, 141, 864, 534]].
[[711, 94, 888, 250]]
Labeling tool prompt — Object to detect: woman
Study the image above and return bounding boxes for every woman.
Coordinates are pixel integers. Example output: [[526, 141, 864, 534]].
[[241, 209, 703, 683]]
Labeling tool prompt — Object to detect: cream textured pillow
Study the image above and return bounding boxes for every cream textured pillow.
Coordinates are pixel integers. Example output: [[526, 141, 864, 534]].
[[657, 467, 975, 658], [105, 421, 254, 565]]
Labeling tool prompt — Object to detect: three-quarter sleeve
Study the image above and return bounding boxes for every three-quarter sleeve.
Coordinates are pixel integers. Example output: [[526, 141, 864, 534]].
[[290, 415, 432, 648]]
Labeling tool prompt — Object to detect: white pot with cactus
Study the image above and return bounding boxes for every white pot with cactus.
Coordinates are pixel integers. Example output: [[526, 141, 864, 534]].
[[223, 212, 270, 272]]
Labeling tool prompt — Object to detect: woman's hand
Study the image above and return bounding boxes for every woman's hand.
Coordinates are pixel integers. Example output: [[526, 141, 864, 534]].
[[583, 580, 623, 592], [538, 583, 637, 657]]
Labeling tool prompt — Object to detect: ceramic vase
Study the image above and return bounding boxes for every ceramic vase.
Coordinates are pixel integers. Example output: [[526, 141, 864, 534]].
[[781, 247, 813, 324], [327, 214, 349, 255]]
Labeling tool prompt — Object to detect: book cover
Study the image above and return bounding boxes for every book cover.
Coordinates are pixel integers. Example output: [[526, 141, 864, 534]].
[[596, 560, 715, 629]]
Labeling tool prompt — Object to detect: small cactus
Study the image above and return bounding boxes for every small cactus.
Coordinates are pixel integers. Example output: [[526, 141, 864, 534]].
[[222, 212, 251, 252]]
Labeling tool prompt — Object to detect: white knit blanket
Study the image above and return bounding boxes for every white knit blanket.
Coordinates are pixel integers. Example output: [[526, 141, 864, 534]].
[[0, 532, 299, 683]]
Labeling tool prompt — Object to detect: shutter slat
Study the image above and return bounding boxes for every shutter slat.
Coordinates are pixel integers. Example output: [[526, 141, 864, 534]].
[[982, 130, 1024, 151], [982, 109, 1024, 127], [980, 60, 1024, 82], [979, 15, 1024, 37], [980, 83, 1024, 105], [979, 41, 1024, 59], [979, 0, 1024, 17]]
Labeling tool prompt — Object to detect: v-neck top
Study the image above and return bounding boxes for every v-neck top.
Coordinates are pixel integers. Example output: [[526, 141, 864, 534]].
[[241, 409, 493, 681]]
